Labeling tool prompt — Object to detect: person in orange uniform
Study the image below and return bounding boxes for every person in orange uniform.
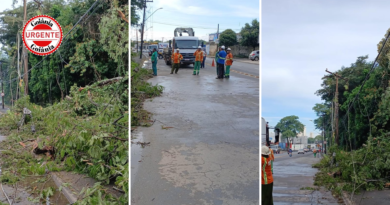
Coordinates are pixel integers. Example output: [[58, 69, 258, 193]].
[[171, 48, 183, 74], [262, 146, 274, 205], [225, 48, 234, 78], [193, 46, 204, 75]]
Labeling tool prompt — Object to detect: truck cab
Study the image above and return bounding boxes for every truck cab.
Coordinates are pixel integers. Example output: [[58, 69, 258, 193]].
[[163, 28, 199, 66], [173, 36, 199, 65], [148, 44, 158, 56]]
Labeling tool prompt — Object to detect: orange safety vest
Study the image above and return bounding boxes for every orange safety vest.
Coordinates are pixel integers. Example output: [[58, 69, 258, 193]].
[[225, 53, 233, 65], [261, 156, 273, 184], [171, 53, 183, 64], [194, 50, 204, 62]]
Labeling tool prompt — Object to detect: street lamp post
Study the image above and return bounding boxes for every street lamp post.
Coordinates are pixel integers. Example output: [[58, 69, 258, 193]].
[[139, 6, 163, 59]]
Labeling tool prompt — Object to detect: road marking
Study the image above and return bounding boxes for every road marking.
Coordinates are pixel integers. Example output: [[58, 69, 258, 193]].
[[206, 63, 259, 79]]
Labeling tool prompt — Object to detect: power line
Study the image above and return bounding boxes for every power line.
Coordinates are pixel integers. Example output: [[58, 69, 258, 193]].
[[344, 31, 390, 117], [152, 21, 242, 31]]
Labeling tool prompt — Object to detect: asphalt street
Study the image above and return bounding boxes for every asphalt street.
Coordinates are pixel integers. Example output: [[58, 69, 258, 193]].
[[131, 58, 259, 204], [271, 151, 340, 205]]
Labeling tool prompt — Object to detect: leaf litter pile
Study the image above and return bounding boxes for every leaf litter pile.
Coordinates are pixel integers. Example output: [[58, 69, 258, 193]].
[[313, 135, 390, 199], [130, 55, 163, 147], [0, 76, 128, 204]]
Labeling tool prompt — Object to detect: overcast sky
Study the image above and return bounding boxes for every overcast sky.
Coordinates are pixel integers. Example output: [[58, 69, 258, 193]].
[[262, 0, 390, 137], [131, 0, 259, 42], [0, 0, 14, 12]]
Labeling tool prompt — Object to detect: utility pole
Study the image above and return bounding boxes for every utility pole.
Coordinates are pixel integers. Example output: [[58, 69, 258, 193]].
[[139, 0, 154, 59], [17, 33, 21, 100], [136, 25, 139, 52], [23, 0, 28, 95], [216, 24, 219, 50], [325, 68, 348, 146], [322, 115, 325, 154]]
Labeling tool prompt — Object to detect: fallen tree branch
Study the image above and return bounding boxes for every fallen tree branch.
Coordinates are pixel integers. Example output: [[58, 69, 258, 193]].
[[112, 115, 124, 125], [113, 186, 125, 193], [103, 135, 128, 141], [1, 183, 12, 205], [117, 10, 129, 23], [97, 77, 123, 86]]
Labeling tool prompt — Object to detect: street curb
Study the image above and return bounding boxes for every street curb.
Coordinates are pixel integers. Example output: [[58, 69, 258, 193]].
[[51, 172, 77, 204]]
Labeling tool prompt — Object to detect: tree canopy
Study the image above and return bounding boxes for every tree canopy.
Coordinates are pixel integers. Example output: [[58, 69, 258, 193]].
[[314, 28, 390, 150], [219, 29, 237, 48], [0, 0, 128, 106], [240, 19, 259, 50], [275, 115, 304, 140]]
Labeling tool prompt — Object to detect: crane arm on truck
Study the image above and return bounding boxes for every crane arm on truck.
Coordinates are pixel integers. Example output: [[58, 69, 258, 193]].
[[174, 28, 195, 37]]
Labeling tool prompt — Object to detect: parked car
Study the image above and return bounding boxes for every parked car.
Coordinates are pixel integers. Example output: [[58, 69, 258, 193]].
[[249, 50, 259, 61], [303, 148, 309, 152], [297, 149, 305, 154]]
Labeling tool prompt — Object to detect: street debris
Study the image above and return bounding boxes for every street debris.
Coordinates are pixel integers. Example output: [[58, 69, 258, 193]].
[[161, 125, 174, 130], [134, 141, 151, 148]]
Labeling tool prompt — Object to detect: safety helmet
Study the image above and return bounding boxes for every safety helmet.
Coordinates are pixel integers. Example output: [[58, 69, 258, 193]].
[[198, 46, 202, 49], [227, 48, 231, 51], [261, 146, 270, 155], [221, 45, 225, 49], [176, 48, 180, 51]]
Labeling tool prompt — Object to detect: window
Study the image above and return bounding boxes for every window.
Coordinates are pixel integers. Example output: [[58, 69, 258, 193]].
[[175, 40, 198, 49]]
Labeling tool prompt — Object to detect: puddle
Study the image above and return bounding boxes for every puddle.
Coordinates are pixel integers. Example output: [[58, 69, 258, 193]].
[[0, 135, 68, 204], [16, 175, 69, 204], [142, 60, 150, 69], [131, 131, 145, 187]]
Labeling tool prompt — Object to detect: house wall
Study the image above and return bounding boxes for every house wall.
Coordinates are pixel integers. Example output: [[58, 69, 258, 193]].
[[208, 42, 259, 57]]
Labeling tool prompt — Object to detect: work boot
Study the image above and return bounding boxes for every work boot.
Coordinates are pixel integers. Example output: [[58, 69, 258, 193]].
[[197, 72, 199, 75], [170, 73, 173, 74], [193, 73, 196, 75]]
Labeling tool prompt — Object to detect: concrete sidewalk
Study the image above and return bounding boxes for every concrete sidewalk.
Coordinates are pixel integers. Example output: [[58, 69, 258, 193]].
[[341, 184, 390, 205]]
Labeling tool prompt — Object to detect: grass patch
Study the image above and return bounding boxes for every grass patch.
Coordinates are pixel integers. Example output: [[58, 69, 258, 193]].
[[131, 53, 163, 127]]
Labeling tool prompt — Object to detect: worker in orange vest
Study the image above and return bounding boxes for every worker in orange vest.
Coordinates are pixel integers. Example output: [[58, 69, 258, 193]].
[[262, 146, 274, 205], [225, 48, 234, 78], [171, 49, 183, 74], [193, 46, 204, 75]]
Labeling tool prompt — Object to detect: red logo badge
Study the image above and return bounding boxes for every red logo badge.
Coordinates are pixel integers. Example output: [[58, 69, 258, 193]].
[[22, 15, 63, 56]]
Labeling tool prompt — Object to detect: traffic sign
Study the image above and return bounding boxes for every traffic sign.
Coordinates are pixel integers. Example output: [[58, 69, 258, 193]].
[[1, 93, 4, 97], [324, 141, 327, 144]]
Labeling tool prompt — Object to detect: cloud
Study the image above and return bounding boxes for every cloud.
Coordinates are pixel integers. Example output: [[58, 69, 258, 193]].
[[154, 0, 224, 17], [228, 5, 259, 18], [262, 0, 390, 134]]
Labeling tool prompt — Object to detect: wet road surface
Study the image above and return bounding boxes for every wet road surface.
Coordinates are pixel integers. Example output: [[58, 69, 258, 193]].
[[131, 59, 259, 204], [272, 151, 340, 205]]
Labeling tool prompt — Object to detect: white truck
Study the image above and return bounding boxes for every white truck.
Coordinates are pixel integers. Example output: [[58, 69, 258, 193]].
[[163, 28, 199, 66]]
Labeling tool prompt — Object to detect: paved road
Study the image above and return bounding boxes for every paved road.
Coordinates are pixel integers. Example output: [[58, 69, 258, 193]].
[[271, 152, 340, 205], [131, 58, 259, 204]]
